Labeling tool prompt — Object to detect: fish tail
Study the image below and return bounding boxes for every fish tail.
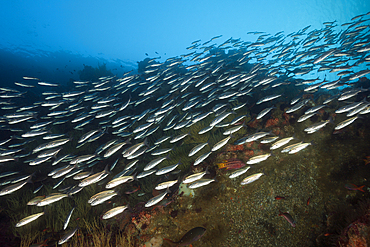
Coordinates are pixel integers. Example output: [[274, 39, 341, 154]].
[[163, 238, 177, 246], [358, 185, 365, 192]]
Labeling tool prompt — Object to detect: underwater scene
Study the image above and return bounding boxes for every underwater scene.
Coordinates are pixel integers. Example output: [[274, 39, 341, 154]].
[[1, 2, 370, 247]]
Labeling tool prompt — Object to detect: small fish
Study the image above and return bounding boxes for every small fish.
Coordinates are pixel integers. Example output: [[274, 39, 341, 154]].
[[188, 178, 215, 189], [241, 172, 264, 185], [58, 226, 79, 245], [363, 156, 370, 165], [279, 210, 296, 227], [183, 168, 209, 184], [229, 166, 251, 179], [247, 153, 271, 164], [37, 193, 68, 206], [275, 196, 285, 200], [27, 195, 46, 205], [16, 212, 45, 227], [345, 183, 365, 192], [193, 151, 212, 166], [63, 207, 75, 230], [145, 189, 169, 207], [212, 135, 232, 151], [334, 115, 360, 130], [218, 158, 246, 170], [102, 205, 128, 219], [155, 180, 178, 190]]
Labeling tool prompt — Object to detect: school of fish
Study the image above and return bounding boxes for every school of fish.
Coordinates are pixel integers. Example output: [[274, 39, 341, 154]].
[[0, 12, 370, 244]]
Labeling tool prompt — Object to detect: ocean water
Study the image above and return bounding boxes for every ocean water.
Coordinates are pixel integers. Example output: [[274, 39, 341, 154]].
[[0, 1, 370, 246]]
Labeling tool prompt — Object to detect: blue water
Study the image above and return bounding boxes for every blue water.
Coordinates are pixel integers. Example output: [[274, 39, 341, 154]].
[[1, 0, 369, 80]]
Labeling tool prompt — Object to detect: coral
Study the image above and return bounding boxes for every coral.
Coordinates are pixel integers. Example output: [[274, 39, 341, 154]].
[[142, 235, 163, 247], [282, 113, 290, 125], [132, 211, 152, 231], [226, 144, 244, 152], [265, 118, 279, 128], [246, 141, 254, 148], [244, 150, 254, 158], [272, 127, 281, 136], [248, 119, 260, 128]]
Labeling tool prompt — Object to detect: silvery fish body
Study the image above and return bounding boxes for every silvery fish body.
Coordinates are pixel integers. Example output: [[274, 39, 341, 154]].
[[155, 180, 178, 190], [16, 212, 44, 227], [241, 173, 264, 185], [188, 178, 215, 189], [155, 162, 180, 175], [247, 153, 272, 164], [145, 190, 168, 207], [188, 142, 209, 157], [229, 166, 251, 179], [102, 205, 128, 219], [270, 137, 294, 150]]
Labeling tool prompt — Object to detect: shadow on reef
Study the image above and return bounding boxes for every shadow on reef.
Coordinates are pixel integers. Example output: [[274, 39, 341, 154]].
[[317, 198, 370, 246], [78, 63, 114, 81]]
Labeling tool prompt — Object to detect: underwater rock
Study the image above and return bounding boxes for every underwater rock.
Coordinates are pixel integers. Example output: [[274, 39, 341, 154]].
[[143, 235, 163, 247]]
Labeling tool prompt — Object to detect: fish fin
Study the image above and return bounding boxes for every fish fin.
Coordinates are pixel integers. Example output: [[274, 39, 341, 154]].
[[162, 238, 177, 247], [358, 185, 365, 192]]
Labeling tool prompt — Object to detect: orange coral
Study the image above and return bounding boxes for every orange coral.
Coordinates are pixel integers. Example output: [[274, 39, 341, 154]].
[[246, 141, 254, 148], [226, 144, 244, 152], [248, 119, 260, 128], [132, 211, 152, 230], [282, 112, 290, 125], [265, 118, 279, 128], [272, 127, 281, 136], [244, 150, 254, 157]]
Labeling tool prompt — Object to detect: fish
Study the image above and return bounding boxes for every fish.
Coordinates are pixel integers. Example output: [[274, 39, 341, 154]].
[[183, 168, 209, 184], [155, 179, 179, 190], [90, 191, 118, 206], [16, 212, 45, 227], [36, 193, 68, 206], [247, 153, 272, 164], [0, 12, 369, 246], [279, 211, 296, 227], [211, 135, 232, 151], [144, 155, 169, 171], [188, 178, 215, 189], [334, 115, 360, 130], [270, 137, 295, 150], [304, 118, 333, 134], [193, 151, 212, 166], [102, 205, 128, 219], [0, 176, 32, 196], [164, 227, 206, 246], [229, 166, 251, 178], [78, 166, 109, 187], [256, 94, 282, 104], [241, 173, 264, 185], [345, 183, 365, 192], [288, 142, 313, 154], [145, 189, 169, 207], [275, 196, 285, 200], [217, 158, 246, 170], [63, 207, 75, 230], [27, 196, 46, 206], [58, 226, 79, 245], [105, 175, 135, 189], [188, 142, 209, 157], [155, 161, 180, 175]]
